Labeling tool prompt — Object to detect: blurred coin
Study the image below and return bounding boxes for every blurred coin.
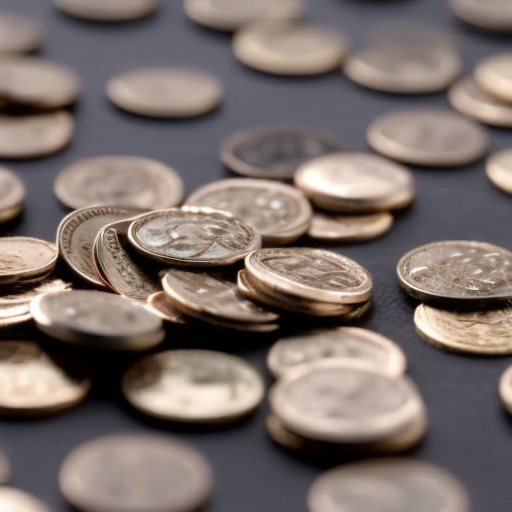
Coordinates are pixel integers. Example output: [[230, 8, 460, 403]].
[[0, 277, 71, 308], [123, 349, 264, 423], [59, 433, 213, 512], [107, 67, 223, 118], [0, 12, 45, 54], [0, 450, 10, 483], [0, 311, 32, 327], [0, 487, 51, 512], [500, 364, 512, 414], [233, 22, 349, 76], [475, 53, 512, 104], [487, 149, 512, 194], [54, 0, 160, 22], [185, 179, 312, 245], [451, 0, 512, 32], [0, 166, 24, 223], [146, 292, 187, 325]]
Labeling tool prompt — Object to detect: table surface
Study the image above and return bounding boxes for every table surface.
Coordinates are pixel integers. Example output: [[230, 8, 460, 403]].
[[2, 0, 512, 511]]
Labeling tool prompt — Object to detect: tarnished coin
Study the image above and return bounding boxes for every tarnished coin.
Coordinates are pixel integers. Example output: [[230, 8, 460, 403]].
[[0, 166, 24, 223], [267, 327, 406, 378], [185, 179, 312, 245], [487, 149, 512, 195], [499, 365, 512, 414], [308, 459, 470, 512], [0, 488, 51, 512], [295, 153, 414, 213], [123, 349, 265, 423], [0, 12, 45, 54], [146, 292, 187, 325], [31, 290, 165, 350], [57, 205, 142, 286], [0, 340, 90, 416], [0, 277, 71, 308], [59, 433, 213, 512], [475, 53, 512, 104], [0, 237, 57, 285], [397, 240, 512, 305], [54, 0, 160, 22], [107, 67, 223, 118], [451, 0, 512, 33], [367, 110, 490, 167], [128, 207, 261, 266], [233, 22, 349, 76]]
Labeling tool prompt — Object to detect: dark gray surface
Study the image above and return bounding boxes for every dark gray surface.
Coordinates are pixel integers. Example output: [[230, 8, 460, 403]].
[[1, 0, 512, 510]]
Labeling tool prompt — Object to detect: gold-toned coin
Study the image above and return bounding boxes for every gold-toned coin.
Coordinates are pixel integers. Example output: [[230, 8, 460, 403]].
[[0, 12, 45, 54], [0, 487, 51, 512], [54, 0, 160, 22], [107, 67, 223, 118], [451, 0, 512, 33], [233, 21, 349, 76], [475, 53, 512, 104], [499, 364, 512, 414], [146, 292, 187, 325], [0, 277, 71, 308], [487, 149, 512, 195], [0, 166, 24, 224], [0, 450, 10, 484], [59, 433, 213, 512]]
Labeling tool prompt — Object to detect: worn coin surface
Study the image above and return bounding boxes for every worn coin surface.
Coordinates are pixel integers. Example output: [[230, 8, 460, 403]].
[[367, 110, 490, 167], [0, 277, 71, 308], [123, 349, 265, 423], [499, 365, 512, 414], [146, 292, 187, 325], [451, 0, 512, 32], [0, 166, 24, 223], [475, 53, 512, 104], [185, 179, 312, 245], [397, 240, 512, 305], [233, 22, 349, 76], [0, 12, 45, 54], [0, 487, 51, 512], [308, 459, 470, 512], [487, 149, 512, 195], [59, 433, 213, 512], [107, 67, 223, 118], [129, 207, 261, 266], [54, 0, 160, 21]]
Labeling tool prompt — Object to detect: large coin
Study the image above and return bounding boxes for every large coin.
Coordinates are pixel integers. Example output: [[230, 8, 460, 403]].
[[146, 292, 187, 325], [128, 207, 261, 266], [451, 0, 512, 33], [499, 364, 512, 414], [487, 149, 512, 195], [0, 12, 45, 54], [397, 240, 512, 305], [0, 167, 24, 223], [0, 488, 51, 512], [475, 53, 512, 104], [59, 433, 213, 512], [367, 110, 490, 167], [54, 0, 160, 22], [123, 349, 265, 423], [185, 179, 312, 245]]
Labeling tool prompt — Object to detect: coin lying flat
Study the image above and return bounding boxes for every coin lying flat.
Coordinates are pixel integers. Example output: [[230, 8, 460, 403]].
[[123, 349, 264, 423], [475, 54, 512, 104], [146, 292, 187, 325], [0, 12, 45, 54], [54, 0, 160, 22], [451, 0, 512, 32], [185, 179, 312, 245], [59, 433, 213, 512], [487, 149, 512, 195], [107, 67, 223, 118], [500, 365, 512, 414], [0, 167, 24, 223], [0, 487, 51, 512], [0, 277, 71, 308], [233, 22, 349, 76]]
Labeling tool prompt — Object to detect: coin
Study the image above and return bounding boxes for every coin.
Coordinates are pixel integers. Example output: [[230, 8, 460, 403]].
[[146, 292, 187, 324], [0, 166, 24, 223], [397, 240, 512, 305], [487, 149, 512, 195], [367, 110, 490, 167], [0, 487, 51, 512], [451, 0, 512, 33], [185, 178, 312, 245], [57, 205, 142, 286], [233, 21, 349, 76], [107, 67, 223, 118], [500, 365, 512, 414], [0, 450, 10, 484], [54, 0, 160, 22], [308, 459, 470, 512], [475, 54, 512, 104], [123, 349, 264, 423], [0, 12, 45, 54], [295, 153, 414, 213], [0, 311, 32, 327], [128, 207, 261, 266], [0, 277, 71, 308], [59, 433, 213, 512], [31, 290, 165, 350]]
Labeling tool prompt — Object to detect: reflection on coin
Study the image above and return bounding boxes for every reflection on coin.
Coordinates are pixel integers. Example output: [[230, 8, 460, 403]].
[[54, 0, 160, 22], [233, 22, 349, 76], [146, 292, 187, 325], [31, 290, 164, 350], [308, 459, 470, 512], [487, 149, 512, 195], [367, 110, 490, 167], [107, 67, 223, 118], [0, 12, 45, 54], [0, 277, 71, 308], [59, 433, 213, 512], [123, 349, 264, 423], [499, 365, 512, 414], [475, 54, 512, 104], [0, 167, 24, 223], [397, 240, 512, 305], [0, 451, 10, 484], [185, 179, 312, 245], [0, 487, 51, 512], [451, 0, 512, 32]]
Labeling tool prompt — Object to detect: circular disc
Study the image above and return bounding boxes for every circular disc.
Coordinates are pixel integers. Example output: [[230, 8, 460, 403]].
[[475, 53, 512, 104], [0, 167, 24, 223], [54, 0, 160, 22], [451, 0, 512, 33], [487, 149, 512, 194], [0, 487, 51, 512], [0, 12, 45, 54]]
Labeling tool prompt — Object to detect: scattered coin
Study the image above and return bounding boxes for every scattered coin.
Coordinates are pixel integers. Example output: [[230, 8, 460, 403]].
[[0, 12, 45, 54], [146, 291, 187, 324], [0, 277, 71, 308], [475, 53, 512, 104], [0, 487, 51, 512], [487, 149, 512, 195], [451, 0, 512, 33], [107, 67, 223, 118], [499, 364, 512, 414], [0, 166, 25, 223], [54, 0, 160, 22], [0, 450, 10, 484], [59, 433, 213, 512], [123, 349, 265, 423]]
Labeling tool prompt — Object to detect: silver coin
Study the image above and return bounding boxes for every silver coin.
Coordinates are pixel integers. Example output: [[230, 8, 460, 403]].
[[487, 149, 512, 195], [475, 53, 512, 104], [0, 167, 24, 224], [54, 0, 160, 22], [0, 487, 51, 512], [0, 12, 45, 54], [451, 0, 512, 32]]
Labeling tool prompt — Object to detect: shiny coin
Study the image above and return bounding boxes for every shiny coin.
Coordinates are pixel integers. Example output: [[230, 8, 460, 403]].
[[185, 178, 312, 245], [308, 459, 470, 512], [0, 166, 24, 223], [233, 21, 349, 76], [107, 67, 223, 118], [0, 277, 71, 308], [487, 149, 512, 195], [123, 349, 264, 423], [451, 0, 512, 33], [499, 365, 512, 414], [0, 12, 45, 54], [146, 292, 187, 325], [367, 110, 490, 167], [128, 207, 261, 266], [54, 0, 160, 22], [0, 488, 51, 512], [295, 153, 414, 213], [267, 327, 406, 378], [59, 433, 213, 512], [475, 53, 512, 104], [397, 240, 512, 305], [31, 290, 164, 350]]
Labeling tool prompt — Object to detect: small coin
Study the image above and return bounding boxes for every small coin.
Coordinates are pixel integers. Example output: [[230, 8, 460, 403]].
[[107, 67, 223, 118], [451, 0, 512, 32], [233, 21, 349, 76], [54, 0, 160, 22], [367, 110, 490, 167], [475, 53, 512, 104], [0, 166, 24, 223], [123, 349, 265, 423], [59, 433, 213, 512], [0, 12, 45, 54], [397, 240, 512, 305], [146, 292, 187, 325], [128, 207, 261, 266], [0, 487, 51, 512], [500, 364, 512, 414], [487, 149, 512, 195], [185, 178, 312, 245], [0, 277, 71, 308], [31, 290, 165, 351]]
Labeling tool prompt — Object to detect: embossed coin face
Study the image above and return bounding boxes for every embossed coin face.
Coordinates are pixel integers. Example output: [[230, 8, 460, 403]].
[[308, 459, 470, 512], [295, 153, 414, 213], [233, 22, 349, 76], [0, 487, 51, 512], [397, 240, 512, 305], [451, 0, 512, 32], [0, 278, 71, 308], [367, 110, 490, 167], [146, 292, 187, 325], [487, 149, 512, 195], [499, 365, 512, 414], [475, 54, 512, 104], [123, 349, 265, 423], [54, 0, 160, 21], [185, 179, 312, 245], [0, 12, 44, 54], [129, 207, 261, 266], [107, 68, 223, 118], [59, 433, 213, 512], [0, 166, 24, 223]]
